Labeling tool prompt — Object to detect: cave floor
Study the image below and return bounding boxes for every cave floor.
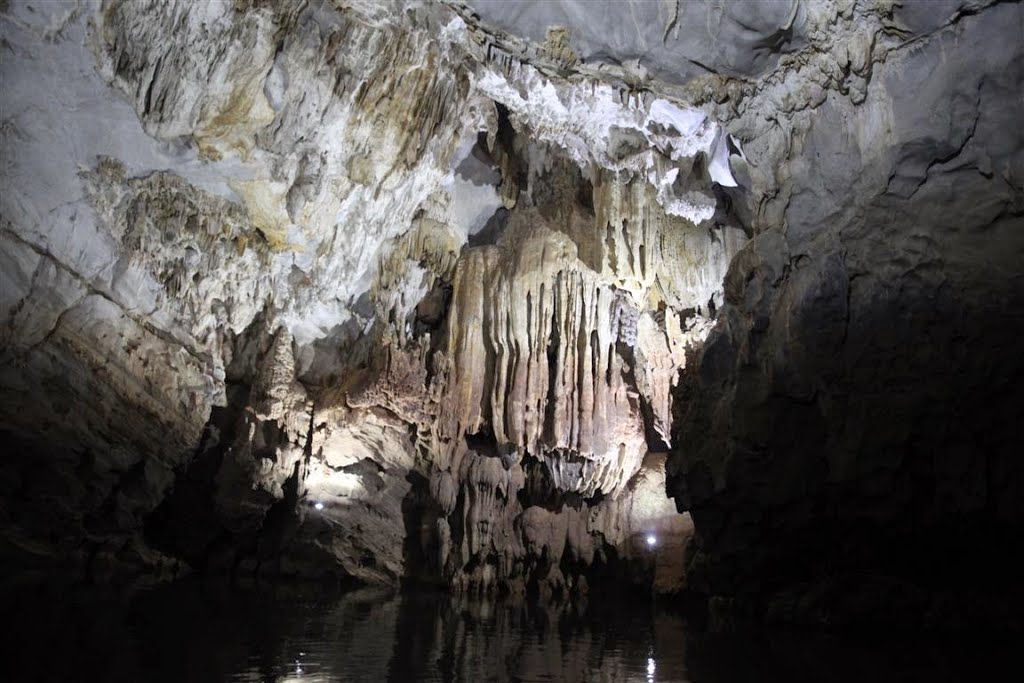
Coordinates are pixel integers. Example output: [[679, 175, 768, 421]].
[[0, 577, 1018, 682]]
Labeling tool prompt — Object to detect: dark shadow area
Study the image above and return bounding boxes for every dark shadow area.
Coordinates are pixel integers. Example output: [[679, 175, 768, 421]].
[[670, 253, 1024, 630], [399, 470, 445, 587], [143, 386, 247, 572]]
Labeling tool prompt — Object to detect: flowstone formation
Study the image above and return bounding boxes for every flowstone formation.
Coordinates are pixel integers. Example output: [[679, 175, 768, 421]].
[[1, 0, 743, 594]]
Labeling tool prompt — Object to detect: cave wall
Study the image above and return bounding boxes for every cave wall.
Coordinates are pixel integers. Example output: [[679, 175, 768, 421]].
[[0, 0, 742, 593], [3, 0, 1020, 619], [666, 0, 1024, 628]]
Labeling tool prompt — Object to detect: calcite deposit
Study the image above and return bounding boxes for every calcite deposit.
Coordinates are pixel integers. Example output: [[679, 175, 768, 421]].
[[2, 0, 1021, 626], [1, 0, 740, 594]]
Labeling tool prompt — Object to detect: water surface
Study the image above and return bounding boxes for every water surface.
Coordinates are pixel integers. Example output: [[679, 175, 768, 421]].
[[1, 578, 1016, 682]]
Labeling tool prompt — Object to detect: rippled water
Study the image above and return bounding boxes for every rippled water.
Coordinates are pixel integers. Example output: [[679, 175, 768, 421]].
[[1, 577, 1017, 682]]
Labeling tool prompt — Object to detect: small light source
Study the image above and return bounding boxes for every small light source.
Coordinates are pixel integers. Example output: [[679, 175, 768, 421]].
[[313, 501, 324, 511], [646, 534, 657, 547]]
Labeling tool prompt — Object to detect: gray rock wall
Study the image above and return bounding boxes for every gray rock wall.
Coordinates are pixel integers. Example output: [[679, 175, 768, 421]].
[[667, 0, 1024, 628]]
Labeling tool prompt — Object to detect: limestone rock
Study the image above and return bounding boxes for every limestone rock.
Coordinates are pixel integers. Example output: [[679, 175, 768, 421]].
[[2, 0, 716, 590], [666, 0, 1024, 628], [8, 0, 1015, 623]]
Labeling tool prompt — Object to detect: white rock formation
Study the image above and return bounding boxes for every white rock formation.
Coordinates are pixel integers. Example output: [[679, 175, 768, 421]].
[[1, 0, 750, 592]]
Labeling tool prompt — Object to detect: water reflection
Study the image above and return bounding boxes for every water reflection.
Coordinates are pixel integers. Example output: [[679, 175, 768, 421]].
[[0, 577, 1017, 682]]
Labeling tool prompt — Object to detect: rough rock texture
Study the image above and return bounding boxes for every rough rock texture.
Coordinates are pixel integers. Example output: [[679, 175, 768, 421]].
[[3, 0, 1021, 623], [468, 0, 805, 86], [666, 0, 1024, 628], [1, 0, 731, 594]]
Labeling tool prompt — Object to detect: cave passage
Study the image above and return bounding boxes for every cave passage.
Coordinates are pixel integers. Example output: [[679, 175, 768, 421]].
[[2, 0, 1023, 680]]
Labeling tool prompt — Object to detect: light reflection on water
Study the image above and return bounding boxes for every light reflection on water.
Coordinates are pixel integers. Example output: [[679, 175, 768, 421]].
[[216, 588, 688, 683], [0, 578, 1018, 682]]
